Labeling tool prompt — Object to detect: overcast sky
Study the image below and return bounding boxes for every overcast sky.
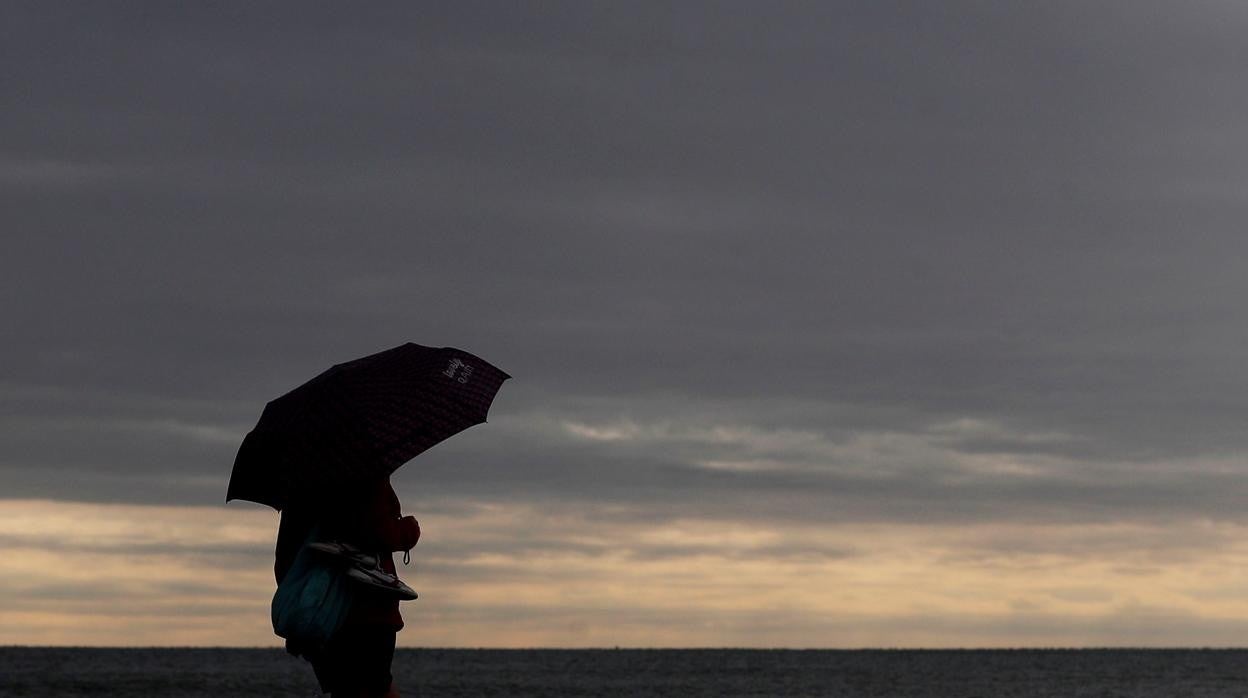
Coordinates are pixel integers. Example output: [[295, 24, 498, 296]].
[[5, 1, 1248, 648]]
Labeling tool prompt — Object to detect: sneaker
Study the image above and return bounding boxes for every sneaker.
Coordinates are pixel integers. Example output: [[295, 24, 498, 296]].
[[306, 540, 379, 568], [346, 562, 418, 600]]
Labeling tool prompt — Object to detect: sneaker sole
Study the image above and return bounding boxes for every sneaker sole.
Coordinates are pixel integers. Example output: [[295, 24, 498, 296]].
[[345, 568, 418, 600]]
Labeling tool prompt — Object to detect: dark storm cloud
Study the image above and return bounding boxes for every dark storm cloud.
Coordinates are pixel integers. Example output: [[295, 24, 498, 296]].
[[5, 1, 1248, 530]]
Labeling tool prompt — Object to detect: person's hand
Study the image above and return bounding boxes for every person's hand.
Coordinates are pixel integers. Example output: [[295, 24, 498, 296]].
[[399, 515, 420, 550]]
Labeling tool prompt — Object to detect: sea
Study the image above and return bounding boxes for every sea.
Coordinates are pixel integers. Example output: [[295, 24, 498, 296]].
[[4, 647, 1248, 697]]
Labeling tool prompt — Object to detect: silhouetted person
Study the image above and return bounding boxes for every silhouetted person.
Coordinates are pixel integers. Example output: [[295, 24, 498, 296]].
[[276, 475, 420, 697]]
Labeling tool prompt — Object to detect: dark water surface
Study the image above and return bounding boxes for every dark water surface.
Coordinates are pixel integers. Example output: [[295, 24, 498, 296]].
[[4, 647, 1248, 697]]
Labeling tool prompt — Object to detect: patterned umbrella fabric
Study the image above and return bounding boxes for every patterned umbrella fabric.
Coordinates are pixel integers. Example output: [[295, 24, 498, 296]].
[[227, 343, 510, 510]]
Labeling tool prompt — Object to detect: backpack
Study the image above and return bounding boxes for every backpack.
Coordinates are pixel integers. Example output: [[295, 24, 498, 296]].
[[271, 525, 354, 653]]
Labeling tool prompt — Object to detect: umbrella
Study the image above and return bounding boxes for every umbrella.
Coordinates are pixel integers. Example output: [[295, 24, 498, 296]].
[[227, 342, 510, 510]]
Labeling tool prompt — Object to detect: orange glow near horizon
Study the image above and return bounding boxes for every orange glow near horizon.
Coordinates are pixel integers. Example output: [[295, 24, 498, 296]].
[[4, 499, 1248, 648]]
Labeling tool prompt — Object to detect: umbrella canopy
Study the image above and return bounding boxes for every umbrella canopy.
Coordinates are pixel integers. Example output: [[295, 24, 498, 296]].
[[227, 343, 510, 510]]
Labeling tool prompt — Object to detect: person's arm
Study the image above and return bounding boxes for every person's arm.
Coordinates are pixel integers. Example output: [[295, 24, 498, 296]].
[[274, 507, 315, 584]]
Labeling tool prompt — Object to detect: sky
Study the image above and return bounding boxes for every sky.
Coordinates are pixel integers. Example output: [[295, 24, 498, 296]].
[[4, 1, 1248, 648]]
